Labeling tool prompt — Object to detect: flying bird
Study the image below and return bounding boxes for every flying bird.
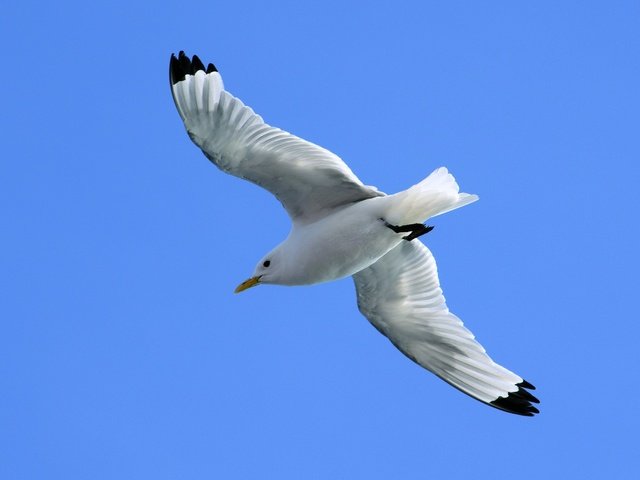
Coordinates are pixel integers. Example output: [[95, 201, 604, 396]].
[[169, 51, 539, 416]]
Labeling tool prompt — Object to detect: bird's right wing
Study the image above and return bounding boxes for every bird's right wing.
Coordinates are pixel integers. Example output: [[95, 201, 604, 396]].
[[353, 241, 539, 416], [169, 52, 382, 224]]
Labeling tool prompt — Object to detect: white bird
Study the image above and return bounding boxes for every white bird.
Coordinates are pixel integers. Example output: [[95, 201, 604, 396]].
[[169, 51, 539, 416]]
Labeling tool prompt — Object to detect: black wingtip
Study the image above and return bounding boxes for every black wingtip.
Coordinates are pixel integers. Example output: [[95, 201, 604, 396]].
[[170, 51, 217, 86], [169, 53, 185, 85], [519, 379, 536, 390], [191, 54, 205, 72], [490, 380, 540, 416], [178, 51, 192, 76]]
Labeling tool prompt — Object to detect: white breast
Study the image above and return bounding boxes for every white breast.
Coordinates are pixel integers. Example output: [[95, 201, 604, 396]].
[[280, 198, 403, 285]]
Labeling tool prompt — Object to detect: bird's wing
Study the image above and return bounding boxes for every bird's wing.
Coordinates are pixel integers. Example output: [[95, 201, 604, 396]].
[[169, 52, 383, 223], [353, 241, 539, 416]]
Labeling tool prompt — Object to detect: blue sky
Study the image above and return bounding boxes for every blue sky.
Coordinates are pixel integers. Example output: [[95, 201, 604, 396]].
[[2, 1, 639, 478]]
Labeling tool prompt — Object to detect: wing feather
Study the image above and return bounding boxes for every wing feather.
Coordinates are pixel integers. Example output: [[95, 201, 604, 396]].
[[353, 241, 539, 416], [169, 52, 382, 223]]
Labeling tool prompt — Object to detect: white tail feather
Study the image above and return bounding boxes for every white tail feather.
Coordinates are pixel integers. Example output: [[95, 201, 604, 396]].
[[386, 167, 478, 225]]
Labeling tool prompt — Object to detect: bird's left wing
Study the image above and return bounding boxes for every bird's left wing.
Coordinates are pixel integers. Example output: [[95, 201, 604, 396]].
[[353, 241, 539, 416], [170, 52, 382, 223]]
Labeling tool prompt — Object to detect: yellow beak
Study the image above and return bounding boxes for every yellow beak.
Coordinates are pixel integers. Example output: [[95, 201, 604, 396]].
[[234, 276, 261, 293]]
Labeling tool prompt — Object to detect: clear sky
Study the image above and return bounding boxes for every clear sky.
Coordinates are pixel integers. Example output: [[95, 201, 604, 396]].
[[2, 1, 639, 478]]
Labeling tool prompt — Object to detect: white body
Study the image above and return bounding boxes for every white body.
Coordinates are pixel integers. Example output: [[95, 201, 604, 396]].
[[257, 165, 480, 286], [273, 197, 401, 285]]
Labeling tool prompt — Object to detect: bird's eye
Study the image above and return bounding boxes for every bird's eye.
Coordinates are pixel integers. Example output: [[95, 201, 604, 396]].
[[263, 260, 271, 268]]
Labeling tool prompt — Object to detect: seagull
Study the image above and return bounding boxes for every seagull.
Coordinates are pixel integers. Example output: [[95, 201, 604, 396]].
[[169, 51, 539, 416]]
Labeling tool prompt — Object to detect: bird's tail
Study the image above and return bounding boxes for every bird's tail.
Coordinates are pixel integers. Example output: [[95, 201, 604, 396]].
[[385, 167, 478, 225]]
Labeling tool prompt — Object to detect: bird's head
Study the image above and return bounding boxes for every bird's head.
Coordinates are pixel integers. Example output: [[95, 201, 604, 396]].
[[234, 248, 284, 293]]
